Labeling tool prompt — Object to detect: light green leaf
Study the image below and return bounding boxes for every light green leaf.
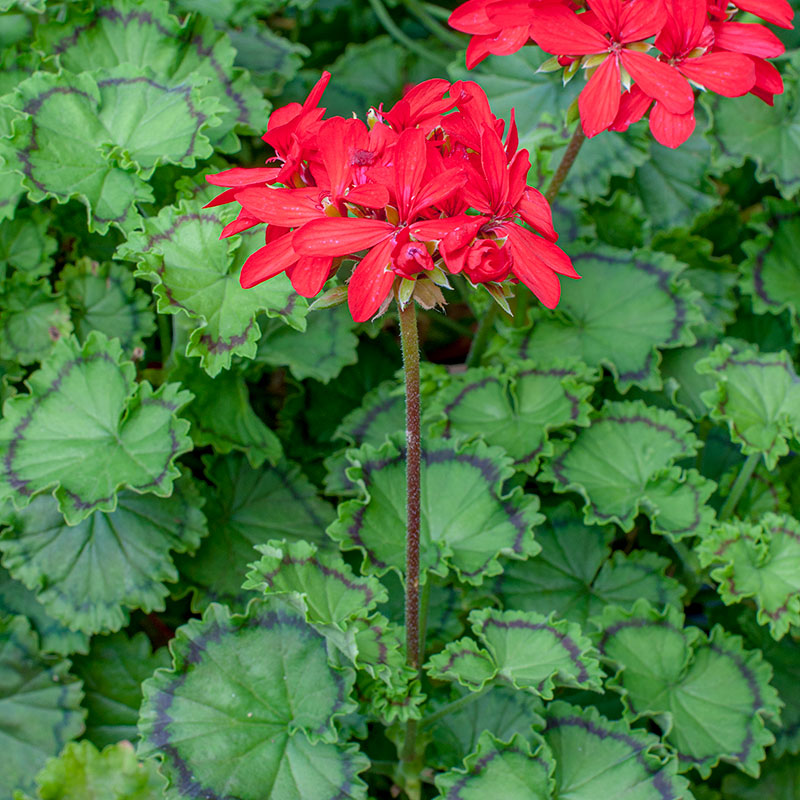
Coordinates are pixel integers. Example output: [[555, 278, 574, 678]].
[[0, 615, 85, 799], [0, 332, 193, 524], [0, 474, 207, 635], [328, 435, 543, 585], [0, 206, 56, 282], [697, 343, 800, 469], [138, 599, 368, 800], [426, 638, 497, 691], [595, 601, 781, 777], [697, 514, 800, 640], [70, 632, 170, 749], [540, 400, 716, 539]]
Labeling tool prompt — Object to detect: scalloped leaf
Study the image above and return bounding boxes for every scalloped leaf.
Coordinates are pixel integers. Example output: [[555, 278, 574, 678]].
[[3, 67, 222, 233], [0, 474, 207, 635], [594, 601, 781, 777], [540, 400, 716, 539], [0, 615, 85, 799], [17, 740, 165, 800], [434, 731, 554, 800], [495, 502, 685, 627], [697, 343, 800, 470], [500, 245, 703, 392], [0, 206, 56, 282], [117, 184, 307, 376], [138, 599, 369, 800], [428, 361, 596, 474], [0, 275, 72, 365], [697, 514, 800, 640], [543, 700, 693, 799], [176, 453, 335, 609], [70, 631, 170, 748], [57, 259, 156, 354], [0, 332, 193, 524], [328, 435, 542, 585]]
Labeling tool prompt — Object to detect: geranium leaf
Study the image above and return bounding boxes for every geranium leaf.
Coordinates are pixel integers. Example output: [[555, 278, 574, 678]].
[[70, 631, 170, 749], [494, 502, 685, 627], [227, 24, 309, 95], [0, 332, 193, 524], [502, 245, 704, 391], [176, 453, 335, 609], [0, 474, 207, 635], [697, 513, 800, 640], [328, 435, 542, 585], [540, 400, 716, 539], [594, 600, 781, 777], [0, 615, 85, 799], [433, 731, 554, 800], [428, 361, 597, 474], [3, 67, 222, 233], [138, 599, 369, 800], [56, 259, 156, 354], [658, 342, 719, 421], [255, 305, 359, 384], [244, 538, 388, 627], [697, 343, 800, 470], [117, 184, 307, 376], [426, 638, 497, 691], [543, 700, 693, 800], [18, 740, 165, 800], [719, 461, 791, 521], [0, 275, 72, 365], [721, 754, 800, 800], [0, 206, 56, 282]]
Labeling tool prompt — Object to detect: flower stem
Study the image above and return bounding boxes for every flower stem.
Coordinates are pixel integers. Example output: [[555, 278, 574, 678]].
[[420, 684, 493, 728], [719, 452, 760, 521], [368, 0, 450, 68], [465, 304, 499, 367], [401, 0, 464, 48], [545, 124, 586, 204]]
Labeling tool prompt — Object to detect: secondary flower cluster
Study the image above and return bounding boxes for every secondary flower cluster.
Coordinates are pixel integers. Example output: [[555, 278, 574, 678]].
[[449, 0, 793, 147], [206, 74, 577, 322]]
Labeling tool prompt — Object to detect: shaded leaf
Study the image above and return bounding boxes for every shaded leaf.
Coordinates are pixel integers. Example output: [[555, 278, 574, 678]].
[[721, 754, 800, 800], [0, 206, 56, 282]]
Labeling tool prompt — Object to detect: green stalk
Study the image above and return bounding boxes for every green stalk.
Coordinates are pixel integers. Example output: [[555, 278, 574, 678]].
[[545, 124, 587, 203], [719, 452, 760, 521], [465, 304, 499, 367], [420, 684, 492, 728], [402, 0, 464, 48], [368, 0, 450, 68]]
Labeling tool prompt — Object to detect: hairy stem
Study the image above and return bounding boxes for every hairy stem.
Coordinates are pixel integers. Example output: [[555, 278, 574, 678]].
[[545, 124, 586, 204], [368, 0, 450, 67], [719, 452, 760, 521], [420, 684, 493, 728]]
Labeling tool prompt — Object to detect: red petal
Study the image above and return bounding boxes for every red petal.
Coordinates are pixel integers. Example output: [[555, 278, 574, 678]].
[[204, 188, 239, 208], [220, 208, 261, 238], [655, 0, 707, 55], [394, 128, 427, 220], [528, 6, 609, 55], [504, 226, 567, 308], [752, 56, 784, 98], [449, 0, 495, 34], [616, 0, 667, 43], [620, 49, 693, 114], [347, 239, 395, 323], [507, 224, 578, 277], [345, 183, 390, 209], [408, 167, 467, 219], [318, 117, 361, 198], [235, 187, 324, 226], [579, 55, 622, 137], [287, 257, 333, 297], [480, 125, 510, 212], [711, 22, 785, 58], [734, 0, 794, 28], [293, 217, 394, 257], [240, 235, 298, 289], [516, 187, 557, 242], [303, 71, 332, 111], [609, 84, 653, 131], [679, 53, 756, 97], [649, 103, 696, 148], [410, 215, 482, 241], [205, 167, 280, 187]]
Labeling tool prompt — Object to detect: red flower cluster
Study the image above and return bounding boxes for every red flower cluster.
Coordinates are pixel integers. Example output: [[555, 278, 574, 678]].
[[449, 0, 793, 147], [206, 74, 577, 322]]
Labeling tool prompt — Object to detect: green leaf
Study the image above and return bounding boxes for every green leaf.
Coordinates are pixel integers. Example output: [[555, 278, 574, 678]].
[[0, 206, 56, 282], [0, 161, 25, 223], [428, 361, 597, 474], [117, 184, 307, 376], [56, 259, 156, 354], [0, 275, 72, 365], [176, 453, 335, 609], [434, 731, 554, 800], [595, 601, 781, 777], [706, 51, 800, 199], [0, 474, 207, 635], [697, 343, 800, 470], [328, 435, 543, 585], [18, 740, 165, 800], [543, 700, 694, 800], [227, 24, 309, 95], [0, 332, 193, 524], [138, 599, 368, 800], [70, 631, 170, 749], [658, 342, 719, 421], [426, 637, 497, 691], [501, 245, 704, 392], [718, 461, 791, 521], [3, 67, 222, 233], [540, 400, 716, 539], [697, 514, 800, 640], [255, 305, 359, 383], [495, 502, 685, 627], [721, 754, 800, 800], [0, 615, 85, 799]]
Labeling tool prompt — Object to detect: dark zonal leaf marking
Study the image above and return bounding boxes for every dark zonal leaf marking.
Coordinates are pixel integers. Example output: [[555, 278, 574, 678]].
[[0, 473, 207, 635], [0, 332, 193, 525], [594, 600, 781, 778], [501, 245, 703, 392], [0, 614, 85, 799], [696, 513, 800, 641], [544, 700, 693, 800], [540, 400, 716, 539], [697, 342, 800, 470], [138, 599, 369, 800], [328, 435, 543, 585]]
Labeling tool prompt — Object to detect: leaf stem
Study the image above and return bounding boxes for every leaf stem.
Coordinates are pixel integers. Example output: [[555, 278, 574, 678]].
[[719, 452, 760, 521], [420, 684, 493, 728], [368, 0, 450, 68], [545, 124, 586, 204], [401, 0, 464, 48], [465, 304, 499, 367]]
